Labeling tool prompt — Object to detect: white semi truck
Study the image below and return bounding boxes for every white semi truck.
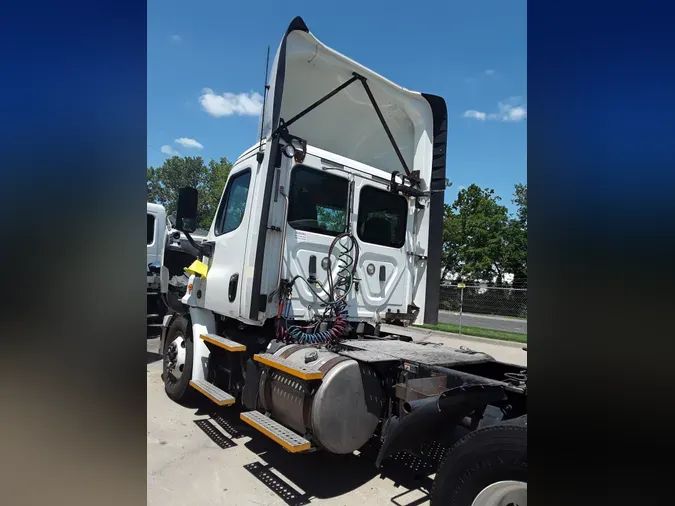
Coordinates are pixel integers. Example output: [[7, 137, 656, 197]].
[[147, 202, 207, 325], [147, 203, 168, 324], [159, 17, 527, 506]]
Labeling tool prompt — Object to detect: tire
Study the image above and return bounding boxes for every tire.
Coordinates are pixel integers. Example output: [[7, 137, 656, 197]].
[[430, 416, 527, 506], [162, 315, 196, 404]]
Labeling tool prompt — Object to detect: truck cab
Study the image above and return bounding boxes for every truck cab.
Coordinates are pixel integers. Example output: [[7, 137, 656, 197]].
[[159, 18, 526, 506], [180, 16, 446, 330]]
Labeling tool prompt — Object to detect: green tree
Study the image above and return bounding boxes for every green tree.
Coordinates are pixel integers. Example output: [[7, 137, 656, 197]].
[[456, 185, 510, 283], [147, 155, 232, 229], [441, 184, 510, 283], [441, 203, 462, 279], [202, 157, 234, 222], [503, 183, 527, 286], [513, 183, 527, 227], [440, 183, 527, 286]]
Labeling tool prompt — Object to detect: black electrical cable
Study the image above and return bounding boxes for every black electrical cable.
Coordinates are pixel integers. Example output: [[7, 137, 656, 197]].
[[287, 274, 333, 305], [278, 232, 360, 345]]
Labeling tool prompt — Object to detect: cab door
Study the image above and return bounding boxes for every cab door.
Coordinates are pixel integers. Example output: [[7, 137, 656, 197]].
[[282, 157, 352, 320], [203, 163, 254, 318], [282, 156, 413, 320], [352, 178, 412, 316]]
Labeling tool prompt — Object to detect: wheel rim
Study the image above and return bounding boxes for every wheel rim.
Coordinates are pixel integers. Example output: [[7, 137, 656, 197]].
[[471, 480, 527, 506], [165, 333, 186, 382]]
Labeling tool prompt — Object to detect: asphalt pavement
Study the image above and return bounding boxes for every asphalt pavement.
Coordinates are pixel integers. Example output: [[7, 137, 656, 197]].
[[437, 310, 527, 334]]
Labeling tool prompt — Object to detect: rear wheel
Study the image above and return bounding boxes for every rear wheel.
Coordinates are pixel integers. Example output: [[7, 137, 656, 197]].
[[162, 315, 195, 404], [430, 416, 527, 506]]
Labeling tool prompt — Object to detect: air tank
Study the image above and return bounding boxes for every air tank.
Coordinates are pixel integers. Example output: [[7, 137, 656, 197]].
[[258, 344, 384, 454]]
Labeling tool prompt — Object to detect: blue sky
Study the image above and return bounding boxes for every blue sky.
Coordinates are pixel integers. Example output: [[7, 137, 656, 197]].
[[148, 0, 526, 214]]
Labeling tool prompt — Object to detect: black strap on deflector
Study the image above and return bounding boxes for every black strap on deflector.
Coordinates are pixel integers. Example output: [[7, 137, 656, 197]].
[[272, 72, 413, 179]]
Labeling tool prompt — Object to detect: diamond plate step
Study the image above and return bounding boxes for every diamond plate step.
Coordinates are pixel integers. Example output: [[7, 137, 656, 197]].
[[189, 379, 235, 406], [200, 333, 246, 352], [253, 353, 324, 381], [240, 410, 311, 453]]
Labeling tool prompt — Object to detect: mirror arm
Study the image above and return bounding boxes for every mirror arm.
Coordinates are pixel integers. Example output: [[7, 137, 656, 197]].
[[183, 230, 204, 258], [182, 231, 214, 260]]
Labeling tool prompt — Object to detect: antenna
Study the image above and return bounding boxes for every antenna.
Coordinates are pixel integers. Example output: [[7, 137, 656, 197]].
[[258, 45, 271, 149]]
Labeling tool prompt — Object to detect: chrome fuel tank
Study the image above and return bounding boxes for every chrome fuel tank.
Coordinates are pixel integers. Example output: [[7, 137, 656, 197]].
[[258, 344, 384, 454]]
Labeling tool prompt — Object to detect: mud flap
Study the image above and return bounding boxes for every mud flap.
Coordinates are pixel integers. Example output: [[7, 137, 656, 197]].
[[375, 384, 506, 468], [159, 313, 176, 358], [242, 358, 262, 411]]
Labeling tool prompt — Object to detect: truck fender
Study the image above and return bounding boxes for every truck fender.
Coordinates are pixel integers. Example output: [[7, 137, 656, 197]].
[[159, 312, 184, 357], [375, 384, 506, 468]]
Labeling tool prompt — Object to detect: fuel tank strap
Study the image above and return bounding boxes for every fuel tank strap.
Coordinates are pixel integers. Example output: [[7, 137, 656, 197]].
[[279, 345, 304, 359], [254, 353, 324, 380], [318, 356, 350, 374]]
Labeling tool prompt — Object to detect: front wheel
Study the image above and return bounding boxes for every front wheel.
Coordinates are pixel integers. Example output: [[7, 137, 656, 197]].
[[162, 315, 196, 404], [430, 416, 527, 506]]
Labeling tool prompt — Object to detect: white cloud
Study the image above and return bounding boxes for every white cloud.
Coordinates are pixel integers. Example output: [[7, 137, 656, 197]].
[[496, 96, 527, 122], [463, 97, 527, 123], [501, 104, 527, 122], [161, 145, 180, 156], [171, 34, 181, 42], [463, 110, 487, 121], [175, 137, 204, 149], [199, 88, 264, 117], [485, 69, 495, 75]]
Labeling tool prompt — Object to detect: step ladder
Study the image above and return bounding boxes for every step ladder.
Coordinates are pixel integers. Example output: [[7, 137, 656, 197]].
[[240, 410, 311, 453], [189, 379, 235, 406], [190, 333, 246, 406], [253, 353, 324, 381], [200, 333, 246, 352]]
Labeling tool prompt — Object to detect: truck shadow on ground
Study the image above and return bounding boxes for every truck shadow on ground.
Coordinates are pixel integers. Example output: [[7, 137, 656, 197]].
[[147, 325, 162, 338], [193, 403, 445, 506], [147, 351, 163, 364], [147, 334, 163, 364]]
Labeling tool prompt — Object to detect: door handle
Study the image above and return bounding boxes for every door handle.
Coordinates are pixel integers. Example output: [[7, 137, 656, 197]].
[[228, 273, 239, 302], [308, 255, 317, 283]]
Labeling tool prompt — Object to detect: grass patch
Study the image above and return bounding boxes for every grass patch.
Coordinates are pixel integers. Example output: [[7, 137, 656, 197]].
[[438, 310, 527, 321], [416, 322, 527, 343]]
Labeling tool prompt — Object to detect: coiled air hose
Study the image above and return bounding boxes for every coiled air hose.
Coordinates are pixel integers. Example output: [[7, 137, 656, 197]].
[[278, 232, 359, 345]]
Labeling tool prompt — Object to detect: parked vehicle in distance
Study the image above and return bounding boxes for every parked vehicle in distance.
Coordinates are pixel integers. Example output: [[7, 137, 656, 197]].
[[147, 202, 207, 326]]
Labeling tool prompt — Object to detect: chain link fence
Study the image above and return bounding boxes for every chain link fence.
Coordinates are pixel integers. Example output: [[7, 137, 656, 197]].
[[438, 284, 527, 336]]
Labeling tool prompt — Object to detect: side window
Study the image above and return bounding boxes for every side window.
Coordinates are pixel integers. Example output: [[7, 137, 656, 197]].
[[357, 186, 408, 248], [215, 170, 251, 236], [147, 214, 155, 245], [287, 166, 349, 236]]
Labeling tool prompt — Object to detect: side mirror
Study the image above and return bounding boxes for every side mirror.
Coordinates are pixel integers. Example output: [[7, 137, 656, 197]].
[[176, 187, 198, 233]]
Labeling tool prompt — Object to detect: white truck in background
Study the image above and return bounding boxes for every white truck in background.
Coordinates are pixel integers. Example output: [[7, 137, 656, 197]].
[[147, 202, 207, 327], [157, 17, 527, 506], [147, 203, 167, 326]]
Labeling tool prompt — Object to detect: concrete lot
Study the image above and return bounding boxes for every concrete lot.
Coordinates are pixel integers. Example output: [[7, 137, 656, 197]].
[[147, 332, 526, 506]]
